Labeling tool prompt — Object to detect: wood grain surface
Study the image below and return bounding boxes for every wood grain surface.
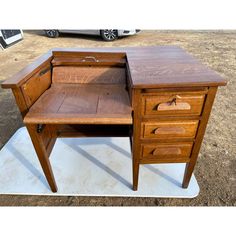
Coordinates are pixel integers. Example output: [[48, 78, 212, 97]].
[[142, 92, 206, 116], [52, 66, 126, 84], [141, 142, 193, 163], [141, 120, 199, 139], [24, 84, 132, 125], [49, 46, 227, 88]]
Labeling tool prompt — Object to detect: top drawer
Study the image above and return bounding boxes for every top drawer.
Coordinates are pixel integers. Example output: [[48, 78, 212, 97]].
[[142, 91, 206, 116]]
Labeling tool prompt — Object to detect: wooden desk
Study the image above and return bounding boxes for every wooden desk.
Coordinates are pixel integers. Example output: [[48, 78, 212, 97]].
[[1, 46, 227, 192]]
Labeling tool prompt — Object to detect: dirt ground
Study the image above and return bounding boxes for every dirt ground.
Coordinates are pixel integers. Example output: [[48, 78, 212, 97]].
[[0, 30, 235, 206]]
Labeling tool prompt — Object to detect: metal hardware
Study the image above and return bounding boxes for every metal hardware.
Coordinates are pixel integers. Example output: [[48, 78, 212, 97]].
[[168, 97, 177, 106], [37, 124, 45, 133], [153, 95, 182, 110], [168, 95, 182, 106], [151, 128, 158, 134], [82, 56, 99, 62], [39, 67, 51, 76]]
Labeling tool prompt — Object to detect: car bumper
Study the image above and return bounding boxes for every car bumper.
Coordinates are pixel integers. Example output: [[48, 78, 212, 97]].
[[118, 30, 141, 36]]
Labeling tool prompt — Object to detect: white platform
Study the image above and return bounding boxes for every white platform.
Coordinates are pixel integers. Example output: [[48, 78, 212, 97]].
[[0, 128, 199, 198]]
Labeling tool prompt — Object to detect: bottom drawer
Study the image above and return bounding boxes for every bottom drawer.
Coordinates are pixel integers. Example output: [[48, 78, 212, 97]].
[[140, 142, 193, 163]]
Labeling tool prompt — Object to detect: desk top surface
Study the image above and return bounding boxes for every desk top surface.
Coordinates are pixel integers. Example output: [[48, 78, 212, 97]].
[[51, 46, 227, 88], [1, 46, 227, 89]]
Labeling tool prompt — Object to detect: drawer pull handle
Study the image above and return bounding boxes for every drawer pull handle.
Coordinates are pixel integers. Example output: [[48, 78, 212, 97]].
[[82, 56, 99, 62], [151, 147, 182, 156], [152, 127, 186, 135]]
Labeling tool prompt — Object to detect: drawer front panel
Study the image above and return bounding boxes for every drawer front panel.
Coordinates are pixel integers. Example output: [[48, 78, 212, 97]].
[[142, 93, 205, 116], [141, 143, 193, 162], [141, 120, 199, 139]]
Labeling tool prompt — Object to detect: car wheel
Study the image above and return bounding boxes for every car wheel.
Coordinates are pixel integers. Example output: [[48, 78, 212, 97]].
[[44, 30, 59, 38], [100, 30, 118, 41]]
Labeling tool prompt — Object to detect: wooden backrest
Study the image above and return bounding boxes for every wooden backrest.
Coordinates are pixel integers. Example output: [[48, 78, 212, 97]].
[[52, 66, 126, 84], [51, 51, 127, 85]]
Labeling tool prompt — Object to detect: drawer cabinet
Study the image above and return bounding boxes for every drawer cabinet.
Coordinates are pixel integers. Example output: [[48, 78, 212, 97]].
[[142, 92, 206, 116], [133, 88, 209, 189], [131, 78, 226, 191], [141, 120, 199, 139]]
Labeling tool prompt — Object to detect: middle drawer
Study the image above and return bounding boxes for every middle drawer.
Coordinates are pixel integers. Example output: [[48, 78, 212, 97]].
[[141, 120, 199, 140]]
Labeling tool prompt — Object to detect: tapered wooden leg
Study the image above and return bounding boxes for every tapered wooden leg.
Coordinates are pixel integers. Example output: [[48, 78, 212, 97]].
[[133, 160, 139, 191], [182, 162, 195, 188], [182, 87, 218, 189], [26, 124, 58, 192], [131, 89, 142, 191]]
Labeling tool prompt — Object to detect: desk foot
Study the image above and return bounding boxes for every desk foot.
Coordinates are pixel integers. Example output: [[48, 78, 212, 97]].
[[132, 162, 139, 191], [182, 163, 194, 189]]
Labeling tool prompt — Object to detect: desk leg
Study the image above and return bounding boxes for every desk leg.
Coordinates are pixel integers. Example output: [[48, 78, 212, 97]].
[[182, 86, 217, 188], [26, 124, 58, 192], [132, 157, 139, 191], [132, 89, 142, 191]]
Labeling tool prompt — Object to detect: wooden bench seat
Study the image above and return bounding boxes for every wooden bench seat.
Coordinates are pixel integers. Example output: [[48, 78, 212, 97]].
[[23, 84, 132, 125]]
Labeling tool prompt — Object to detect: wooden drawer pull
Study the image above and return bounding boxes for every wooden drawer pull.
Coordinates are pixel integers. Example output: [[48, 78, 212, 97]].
[[151, 147, 182, 156], [157, 102, 191, 111], [152, 126, 186, 135]]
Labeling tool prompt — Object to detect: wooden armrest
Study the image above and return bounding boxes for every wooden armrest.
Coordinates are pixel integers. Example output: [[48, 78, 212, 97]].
[[1, 51, 53, 89], [1, 51, 53, 118]]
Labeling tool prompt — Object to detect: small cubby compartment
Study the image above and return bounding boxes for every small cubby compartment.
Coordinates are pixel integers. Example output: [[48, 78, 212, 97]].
[[56, 124, 132, 138]]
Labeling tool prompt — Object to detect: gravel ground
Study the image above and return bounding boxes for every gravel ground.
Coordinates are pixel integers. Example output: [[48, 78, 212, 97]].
[[0, 30, 235, 206]]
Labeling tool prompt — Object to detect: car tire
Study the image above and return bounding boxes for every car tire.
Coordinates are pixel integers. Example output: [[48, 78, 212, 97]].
[[100, 30, 118, 41], [44, 30, 59, 38]]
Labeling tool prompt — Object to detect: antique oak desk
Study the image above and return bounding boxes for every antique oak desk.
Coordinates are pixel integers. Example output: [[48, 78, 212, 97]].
[[1, 46, 226, 192]]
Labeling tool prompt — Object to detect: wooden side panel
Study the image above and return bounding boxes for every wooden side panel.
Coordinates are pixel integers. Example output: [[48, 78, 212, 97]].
[[21, 65, 51, 107], [52, 66, 126, 84], [12, 87, 29, 117]]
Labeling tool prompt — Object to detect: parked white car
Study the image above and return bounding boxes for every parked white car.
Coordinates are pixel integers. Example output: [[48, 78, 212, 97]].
[[44, 29, 140, 41]]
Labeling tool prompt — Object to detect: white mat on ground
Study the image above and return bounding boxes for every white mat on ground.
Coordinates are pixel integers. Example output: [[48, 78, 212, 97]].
[[0, 127, 199, 198]]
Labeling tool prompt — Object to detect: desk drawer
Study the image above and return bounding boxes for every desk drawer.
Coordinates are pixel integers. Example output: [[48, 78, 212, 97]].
[[141, 143, 193, 163], [141, 120, 199, 140], [142, 93, 205, 116]]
